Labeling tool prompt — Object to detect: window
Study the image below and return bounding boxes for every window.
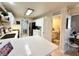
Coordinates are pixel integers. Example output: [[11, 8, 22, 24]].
[[16, 21, 20, 24], [66, 16, 71, 29]]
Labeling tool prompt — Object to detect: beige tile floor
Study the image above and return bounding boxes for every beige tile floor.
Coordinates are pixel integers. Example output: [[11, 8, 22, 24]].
[[50, 47, 69, 56]]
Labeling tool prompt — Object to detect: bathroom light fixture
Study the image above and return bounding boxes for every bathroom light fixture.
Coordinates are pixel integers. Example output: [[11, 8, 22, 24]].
[[25, 8, 34, 16]]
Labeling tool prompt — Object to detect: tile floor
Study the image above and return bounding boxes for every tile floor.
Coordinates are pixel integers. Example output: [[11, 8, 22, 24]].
[[50, 46, 79, 56], [50, 47, 69, 56]]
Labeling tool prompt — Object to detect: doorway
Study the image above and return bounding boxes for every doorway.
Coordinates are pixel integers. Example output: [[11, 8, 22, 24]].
[[52, 15, 61, 45]]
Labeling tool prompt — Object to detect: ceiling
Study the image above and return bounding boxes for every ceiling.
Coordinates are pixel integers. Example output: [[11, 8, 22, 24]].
[[1, 2, 79, 19]]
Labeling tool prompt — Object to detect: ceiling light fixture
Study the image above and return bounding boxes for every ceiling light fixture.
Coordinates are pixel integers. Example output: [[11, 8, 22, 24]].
[[8, 2, 15, 5], [25, 8, 34, 16]]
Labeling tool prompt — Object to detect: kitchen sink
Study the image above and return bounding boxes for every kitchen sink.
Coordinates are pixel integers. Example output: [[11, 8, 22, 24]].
[[1, 33, 16, 39]]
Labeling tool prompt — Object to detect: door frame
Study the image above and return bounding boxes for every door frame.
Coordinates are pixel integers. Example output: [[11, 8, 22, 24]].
[[51, 14, 62, 47]]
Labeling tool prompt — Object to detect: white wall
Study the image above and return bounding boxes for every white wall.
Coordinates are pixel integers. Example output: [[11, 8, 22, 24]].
[[59, 8, 71, 52], [43, 16, 52, 41], [34, 18, 44, 26], [33, 8, 72, 52], [33, 16, 52, 41], [33, 18, 44, 37], [42, 8, 71, 52]]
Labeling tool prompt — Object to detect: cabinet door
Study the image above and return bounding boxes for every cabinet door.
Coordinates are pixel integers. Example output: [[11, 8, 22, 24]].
[[33, 30, 41, 36]]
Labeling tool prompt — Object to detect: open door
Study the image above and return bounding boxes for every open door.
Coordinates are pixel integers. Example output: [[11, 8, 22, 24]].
[[52, 15, 61, 45]]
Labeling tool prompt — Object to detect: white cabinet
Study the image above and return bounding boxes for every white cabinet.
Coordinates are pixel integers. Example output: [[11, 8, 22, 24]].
[[33, 29, 41, 36], [1, 12, 15, 25], [33, 16, 52, 41]]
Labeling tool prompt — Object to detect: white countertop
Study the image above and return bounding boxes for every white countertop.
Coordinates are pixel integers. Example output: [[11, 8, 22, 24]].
[[0, 36, 58, 56]]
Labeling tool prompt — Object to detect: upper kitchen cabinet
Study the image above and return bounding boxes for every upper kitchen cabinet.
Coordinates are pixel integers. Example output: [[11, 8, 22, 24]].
[[0, 11, 15, 24], [0, 11, 9, 22], [0, 3, 15, 25]]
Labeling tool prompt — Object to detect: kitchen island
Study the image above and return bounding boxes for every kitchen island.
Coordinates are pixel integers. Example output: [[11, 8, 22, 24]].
[[0, 35, 58, 56]]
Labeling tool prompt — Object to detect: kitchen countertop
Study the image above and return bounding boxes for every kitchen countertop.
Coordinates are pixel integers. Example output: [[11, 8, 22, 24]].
[[0, 35, 58, 56]]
